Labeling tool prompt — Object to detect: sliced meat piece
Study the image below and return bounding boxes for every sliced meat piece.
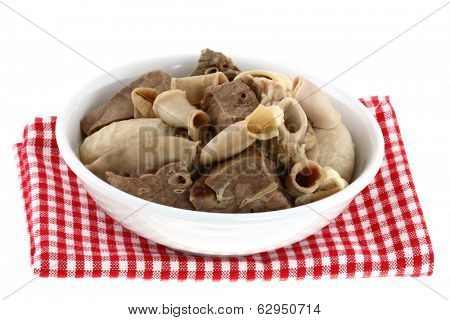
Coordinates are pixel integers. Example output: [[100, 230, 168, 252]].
[[205, 149, 278, 202], [189, 175, 237, 213], [105, 161, 194, 210], [190, 48, 241, 81], [189, 149, 291, 213], [201, 80, 258, 133], [81, 71, 171, 136], [238, 187, 292, 213]]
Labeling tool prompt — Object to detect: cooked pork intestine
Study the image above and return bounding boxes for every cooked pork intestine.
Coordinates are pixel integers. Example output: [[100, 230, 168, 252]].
[[284, 159, 324, 197], [132, 87, 159, 118], [235, 69, 293, 97], [276, 98, 308, 164], [292, 76, 341, 129], [199, 104, 284, 166], [153, 89, 210, 141], [86, 136, 200, 180], [199, 120, 256, 166], [306, 122, 355, 183], [79, 118, 175, 165], [170, 72, 228, 105], [295, 167, 347, 205], [245, 104, 284, 140], [79, 50, 355, 211]]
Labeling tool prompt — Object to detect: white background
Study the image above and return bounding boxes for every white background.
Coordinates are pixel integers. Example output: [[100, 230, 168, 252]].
[[0, 0, 449, 319]]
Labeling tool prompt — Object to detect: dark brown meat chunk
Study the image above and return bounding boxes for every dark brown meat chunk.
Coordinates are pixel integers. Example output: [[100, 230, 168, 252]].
[[189, 175, 235, 213], [81, 71, 171, 136], [190, 49, 241, 81], [238, 75, 264, 101], [201, 80, 259, 133], [105, 161, 194, 211], [190, 149, 291, 213]]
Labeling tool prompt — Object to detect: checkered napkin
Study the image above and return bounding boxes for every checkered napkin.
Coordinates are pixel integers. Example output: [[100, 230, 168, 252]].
[[14, 96, 433, 280]]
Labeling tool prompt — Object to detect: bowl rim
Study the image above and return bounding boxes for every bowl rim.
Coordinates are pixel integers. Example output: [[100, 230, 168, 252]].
[[56, 54, 385, 224]]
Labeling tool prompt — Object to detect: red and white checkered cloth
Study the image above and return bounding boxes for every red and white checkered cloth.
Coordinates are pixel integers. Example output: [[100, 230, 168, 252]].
[[14, 96, 433, 280]]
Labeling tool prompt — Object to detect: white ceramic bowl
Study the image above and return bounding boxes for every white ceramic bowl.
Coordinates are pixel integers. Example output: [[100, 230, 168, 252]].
[[56, 54, 384, 256]]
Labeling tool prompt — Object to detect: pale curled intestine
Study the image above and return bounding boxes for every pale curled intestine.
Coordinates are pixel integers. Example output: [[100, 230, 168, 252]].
[[86, 136, 200, 180], [284, 159, 325, 197], [199, 104, 284, 166], [199, 121, 256, 166], [273, 97, 309, 166], [245, 104, 284, 140], [292, 76, 341, 129], [294, 167, 347, 205], [265, 97, 326, 196], [131, 87, 159, 118], [153, 89, 210, 141], [170, 72, 228, 105], [235, 69, 293, 97], [79, 118, 175, 165], [277, 98, 347, 199]]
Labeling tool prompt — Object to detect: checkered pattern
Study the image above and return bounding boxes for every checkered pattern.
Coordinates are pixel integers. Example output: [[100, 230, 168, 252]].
[[14, 96, 433, 280]]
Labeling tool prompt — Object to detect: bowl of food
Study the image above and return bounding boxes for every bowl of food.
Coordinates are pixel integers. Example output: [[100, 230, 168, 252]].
[[56, 49, 384, 256]]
